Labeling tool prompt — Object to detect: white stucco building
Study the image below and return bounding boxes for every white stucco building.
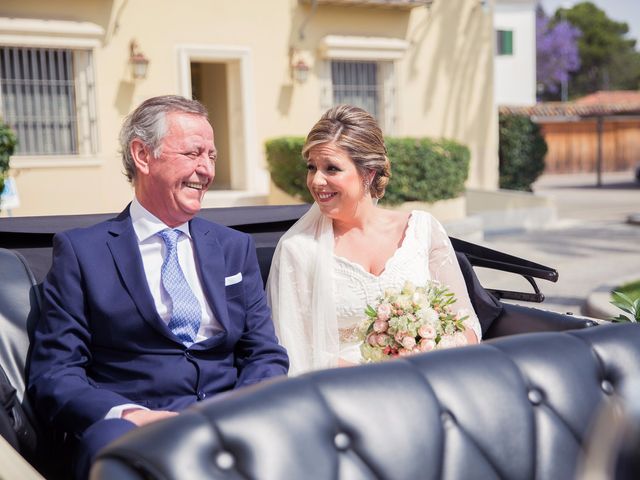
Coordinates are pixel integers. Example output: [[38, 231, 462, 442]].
[[493, 0, 537, 106]]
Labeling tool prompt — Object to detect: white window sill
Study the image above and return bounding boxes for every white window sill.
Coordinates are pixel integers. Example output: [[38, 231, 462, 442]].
[[10, 155, 103, 169]]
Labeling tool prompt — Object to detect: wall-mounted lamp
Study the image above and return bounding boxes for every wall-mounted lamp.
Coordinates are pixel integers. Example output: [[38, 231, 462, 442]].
[[129, 40, 149, 80], [290, 49, 311, 84], [292, 59, 310, 83]]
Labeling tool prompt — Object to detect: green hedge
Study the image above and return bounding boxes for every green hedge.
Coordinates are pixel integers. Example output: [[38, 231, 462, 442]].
[[383, 138, 469, 205], [265, 137, 312, 203], [498, 113, 547, 191], [265, 136, 470, 205], [0, 120, 17, 201]]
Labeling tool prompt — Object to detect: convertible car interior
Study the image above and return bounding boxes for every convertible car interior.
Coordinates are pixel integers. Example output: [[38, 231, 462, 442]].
[[0, 204, 636, 479]]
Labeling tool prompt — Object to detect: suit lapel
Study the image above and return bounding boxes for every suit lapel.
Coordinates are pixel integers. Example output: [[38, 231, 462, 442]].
[[106, 207, 175, 341], [190, 218, 231, 336]]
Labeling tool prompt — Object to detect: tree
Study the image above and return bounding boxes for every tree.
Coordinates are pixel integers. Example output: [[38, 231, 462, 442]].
[[0, 120, 17, 206], [536, 5, 581, 100], [558, 2, 640, 96]]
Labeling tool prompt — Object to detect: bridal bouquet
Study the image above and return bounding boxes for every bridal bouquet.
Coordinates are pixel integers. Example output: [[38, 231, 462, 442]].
[[359, 281, 469, 362]]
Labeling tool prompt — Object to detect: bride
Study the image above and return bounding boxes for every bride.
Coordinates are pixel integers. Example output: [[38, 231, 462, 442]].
[[267, 105, 480, 375]]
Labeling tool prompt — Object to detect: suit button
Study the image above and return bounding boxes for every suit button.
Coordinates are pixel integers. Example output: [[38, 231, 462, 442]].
[[197, 391, 206, 400]]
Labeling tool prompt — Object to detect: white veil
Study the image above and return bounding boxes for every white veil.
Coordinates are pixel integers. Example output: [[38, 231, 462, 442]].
[[266, 203, 340, 375]]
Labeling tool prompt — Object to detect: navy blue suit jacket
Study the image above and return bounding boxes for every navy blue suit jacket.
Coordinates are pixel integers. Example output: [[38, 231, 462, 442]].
[[27, 207, 288, 436]]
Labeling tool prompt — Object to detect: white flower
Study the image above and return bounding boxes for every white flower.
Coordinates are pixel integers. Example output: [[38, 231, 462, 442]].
[[436, 334, 457, 350], [417, 307, 439, 326], [453, 332, 468, 347]]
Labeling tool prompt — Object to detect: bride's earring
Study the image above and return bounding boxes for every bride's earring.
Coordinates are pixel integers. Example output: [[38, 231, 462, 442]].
[[363, 177, 371, 193], [363, 172, 374, 195]]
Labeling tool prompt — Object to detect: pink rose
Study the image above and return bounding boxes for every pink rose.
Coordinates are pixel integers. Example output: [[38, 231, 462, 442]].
[[373, 320, 388, 333], [367, 334, 378, 347], [376, 333, 390, 347], [419, 338, 436, 352], [401, 336, 416, 350], [418, 324, 436, 340], [394, 331, 407, 343], [398, 348, 413, 357], [376, 303, 392, 321]]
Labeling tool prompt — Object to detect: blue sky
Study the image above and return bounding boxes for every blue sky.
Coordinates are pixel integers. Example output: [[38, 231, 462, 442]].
[[538, 0, 640, 49]]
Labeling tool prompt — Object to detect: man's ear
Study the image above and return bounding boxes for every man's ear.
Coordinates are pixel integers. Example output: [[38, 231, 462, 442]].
[[131, 139, 153, 176]]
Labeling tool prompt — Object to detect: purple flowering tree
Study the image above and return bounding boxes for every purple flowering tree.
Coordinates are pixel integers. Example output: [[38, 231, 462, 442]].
[[536, 6, 581, 100]]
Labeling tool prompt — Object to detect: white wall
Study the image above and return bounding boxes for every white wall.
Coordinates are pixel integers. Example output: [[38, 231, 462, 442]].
[[494, 0, 537, 106]]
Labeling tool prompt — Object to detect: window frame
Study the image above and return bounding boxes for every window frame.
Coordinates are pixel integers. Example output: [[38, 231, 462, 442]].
[[496, 29, 514, 56], [0, 17, 102, 168], [318, 35, 407, 135]]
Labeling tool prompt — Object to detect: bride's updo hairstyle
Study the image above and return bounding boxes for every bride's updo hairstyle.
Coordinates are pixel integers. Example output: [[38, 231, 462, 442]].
[[302, 104, 391, 199]]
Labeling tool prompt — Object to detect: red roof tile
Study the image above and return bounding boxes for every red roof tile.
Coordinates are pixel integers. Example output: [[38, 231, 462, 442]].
[[575, 90, 640, 105], [499, 91, 640, 118]]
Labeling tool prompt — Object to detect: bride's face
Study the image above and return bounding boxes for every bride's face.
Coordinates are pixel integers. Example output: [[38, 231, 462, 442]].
[[306, 142, 367, 220]]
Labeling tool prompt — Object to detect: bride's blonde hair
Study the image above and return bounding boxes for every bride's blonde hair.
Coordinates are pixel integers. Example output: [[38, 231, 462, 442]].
[[302, 105, 391, 199]]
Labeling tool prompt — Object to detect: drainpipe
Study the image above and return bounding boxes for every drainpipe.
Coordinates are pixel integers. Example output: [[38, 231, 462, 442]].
[[596, 116, 604, 188]]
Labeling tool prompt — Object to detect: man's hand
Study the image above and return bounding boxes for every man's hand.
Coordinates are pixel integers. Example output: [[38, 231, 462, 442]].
[[122, 408, 178, 426]]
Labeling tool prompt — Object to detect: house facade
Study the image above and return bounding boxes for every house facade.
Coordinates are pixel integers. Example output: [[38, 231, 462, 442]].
[[0, 0, 498, 216], [493, 0, 536, 106]]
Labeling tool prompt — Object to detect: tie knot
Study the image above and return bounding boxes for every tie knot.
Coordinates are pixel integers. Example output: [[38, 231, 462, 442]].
[[158, 228, 181, 248]]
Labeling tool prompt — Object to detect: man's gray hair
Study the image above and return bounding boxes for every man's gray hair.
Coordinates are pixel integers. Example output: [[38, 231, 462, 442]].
[[119, 95, 208, 184]]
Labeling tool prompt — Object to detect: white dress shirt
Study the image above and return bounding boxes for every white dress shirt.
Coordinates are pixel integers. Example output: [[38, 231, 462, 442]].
[[106, 198, 222, 419], [129, 197, 221, 340]]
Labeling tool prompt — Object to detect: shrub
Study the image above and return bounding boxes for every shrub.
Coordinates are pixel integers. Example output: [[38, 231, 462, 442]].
[[498, 113, 547, 191], [383, 138, 470, 205], [0, 120, 17, 200], [265, 137, 312, 203], [265, 136, 470, 205]]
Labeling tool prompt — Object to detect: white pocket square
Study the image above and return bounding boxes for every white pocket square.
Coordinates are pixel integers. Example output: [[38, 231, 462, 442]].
[[225, 272, 243, 286]]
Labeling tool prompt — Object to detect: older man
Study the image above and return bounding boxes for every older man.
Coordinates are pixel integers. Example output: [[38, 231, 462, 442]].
[[28, 95, 288, 478]]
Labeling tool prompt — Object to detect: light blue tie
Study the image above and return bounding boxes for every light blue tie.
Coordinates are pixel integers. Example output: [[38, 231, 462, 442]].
[[158, 229, 201, 347]]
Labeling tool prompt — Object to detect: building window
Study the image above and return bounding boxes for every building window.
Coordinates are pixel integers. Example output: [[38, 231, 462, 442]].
[[496, 30, 513, 56], [330, 60, 395, 132], [331, 60, 380, 118], [0, 46, 97, 156]]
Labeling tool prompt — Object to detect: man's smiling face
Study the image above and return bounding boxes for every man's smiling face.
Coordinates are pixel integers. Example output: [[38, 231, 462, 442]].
[[136, 111, 216, 227]]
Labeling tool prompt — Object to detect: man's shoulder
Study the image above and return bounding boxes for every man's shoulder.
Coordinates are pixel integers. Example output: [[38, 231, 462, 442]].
[[191, 216, 249, 241], [55, 210, 129, 242]]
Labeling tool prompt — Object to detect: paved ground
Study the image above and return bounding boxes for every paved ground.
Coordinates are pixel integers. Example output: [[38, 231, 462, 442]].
[[475, 170, 640, 317]]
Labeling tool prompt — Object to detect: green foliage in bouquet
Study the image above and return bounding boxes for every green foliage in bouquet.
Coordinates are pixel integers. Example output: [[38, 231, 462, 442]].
[[498, 113, 547, 191], [0, 119, 17, 199], [264, 136, 470, 205], [610, 290, 640, 323]]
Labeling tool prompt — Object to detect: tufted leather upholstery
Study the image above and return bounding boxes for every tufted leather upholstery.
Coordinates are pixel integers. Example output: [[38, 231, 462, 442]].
[[90, 323, 640, 480], [0, 248, 40, 401], [0, 207, 598, 477]]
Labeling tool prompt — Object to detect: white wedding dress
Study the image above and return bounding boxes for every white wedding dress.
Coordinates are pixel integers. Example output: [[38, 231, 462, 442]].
[[267, 206, 481, 375], [333, 211, 481, 363]]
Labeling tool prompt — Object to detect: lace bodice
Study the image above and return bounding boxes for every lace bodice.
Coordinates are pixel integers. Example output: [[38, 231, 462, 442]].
[[333, 212, 430, 329]]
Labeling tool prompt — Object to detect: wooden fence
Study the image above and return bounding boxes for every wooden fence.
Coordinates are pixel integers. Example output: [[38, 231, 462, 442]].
[[539, 117, 640, 173]]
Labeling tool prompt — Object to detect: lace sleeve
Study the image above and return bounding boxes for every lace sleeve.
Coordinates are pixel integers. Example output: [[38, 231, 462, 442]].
[[425, 214, 482, 341]]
